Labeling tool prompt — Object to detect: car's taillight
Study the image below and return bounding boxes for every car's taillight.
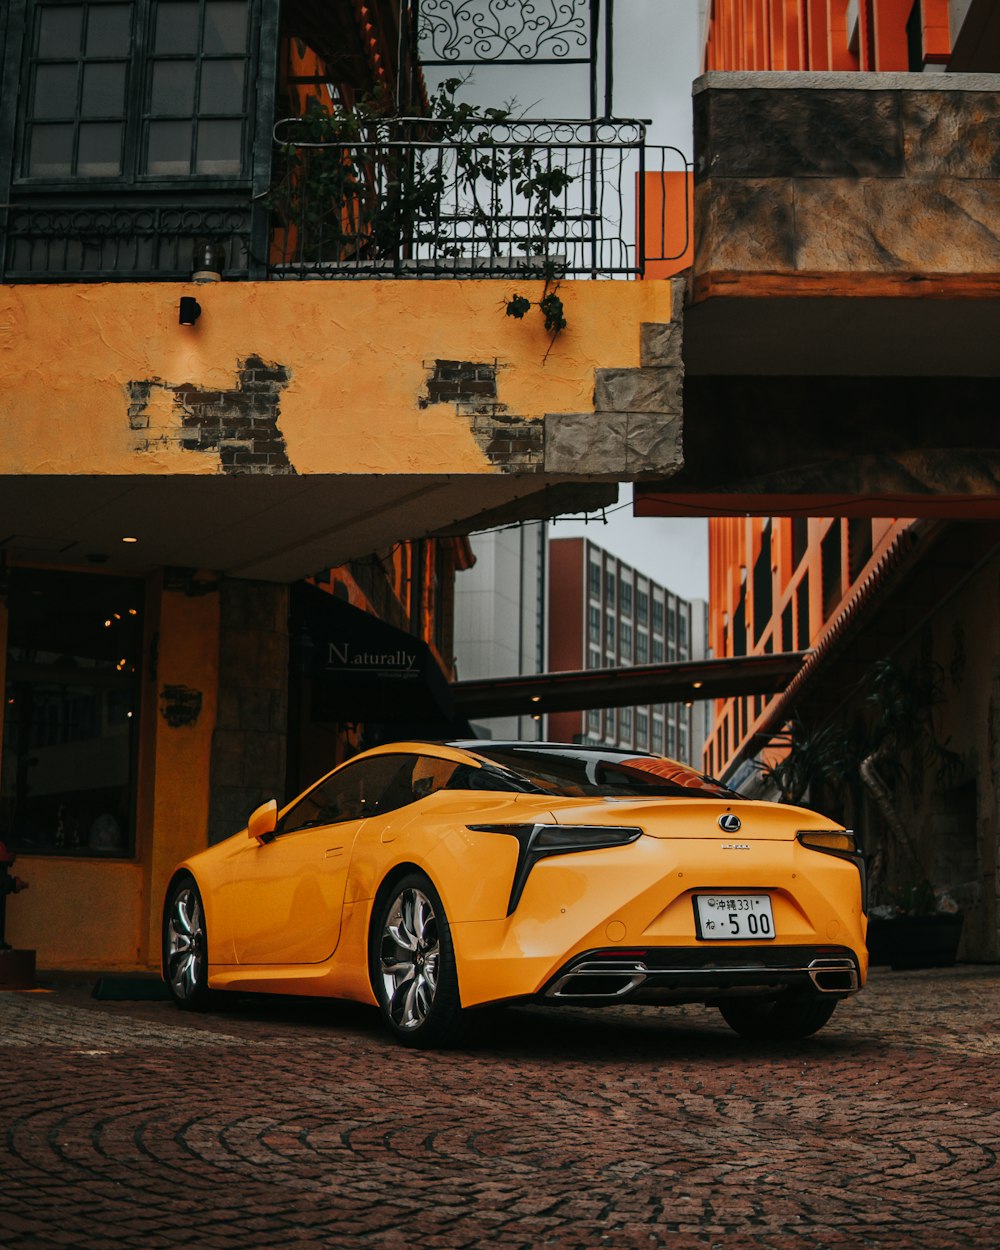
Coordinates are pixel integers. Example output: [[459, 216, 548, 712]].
[[797, 829, 867, 913], [468, 823, 643, 914], [798, 830, 858, 854]]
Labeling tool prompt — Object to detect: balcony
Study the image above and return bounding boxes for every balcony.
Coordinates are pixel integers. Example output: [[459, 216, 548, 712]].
[[2, 117, 687, 283], [685, 70, 1000, 377], [634, 70, 1000, 518]]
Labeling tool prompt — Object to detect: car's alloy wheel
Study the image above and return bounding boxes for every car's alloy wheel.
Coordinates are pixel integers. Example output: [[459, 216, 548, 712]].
[[719, 994, 837, 1040], [163, 877, 213, 1010], [372, 873, 463, 1048]]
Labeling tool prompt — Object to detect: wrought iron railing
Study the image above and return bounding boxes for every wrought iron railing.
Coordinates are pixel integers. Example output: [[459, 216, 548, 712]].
[[0, 122, 689, 282], [1, 196, 254, 283], [265, 117, 689, 279]]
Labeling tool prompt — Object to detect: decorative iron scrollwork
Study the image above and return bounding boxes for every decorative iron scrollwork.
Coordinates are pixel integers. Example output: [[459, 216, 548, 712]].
[[419, 0, 592, 63]]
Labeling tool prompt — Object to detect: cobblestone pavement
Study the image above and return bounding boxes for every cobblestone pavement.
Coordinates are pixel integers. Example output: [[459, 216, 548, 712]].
[[2, 966, 999, 1250]]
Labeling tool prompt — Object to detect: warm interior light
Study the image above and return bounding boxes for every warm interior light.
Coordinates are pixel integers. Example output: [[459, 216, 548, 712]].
[[192, 239, 225, 281], [692, 680, 703, 689], [122, 536, 138, 544]]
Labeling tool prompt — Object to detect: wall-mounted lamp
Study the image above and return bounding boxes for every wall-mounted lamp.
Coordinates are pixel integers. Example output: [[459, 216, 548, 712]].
[[179, 296, 202, 326], [192, 239, 225, 282]]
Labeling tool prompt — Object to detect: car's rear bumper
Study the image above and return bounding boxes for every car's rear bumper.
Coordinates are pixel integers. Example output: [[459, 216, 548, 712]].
[[541, 944, 862, 1005]]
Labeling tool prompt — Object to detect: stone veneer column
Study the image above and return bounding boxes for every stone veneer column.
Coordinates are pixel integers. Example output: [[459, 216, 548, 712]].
[[208, 580, 289, 844]]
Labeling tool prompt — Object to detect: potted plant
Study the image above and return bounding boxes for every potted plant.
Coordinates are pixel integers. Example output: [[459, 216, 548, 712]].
[[757, 656, 964, 969], [866, 883, 963, 969]]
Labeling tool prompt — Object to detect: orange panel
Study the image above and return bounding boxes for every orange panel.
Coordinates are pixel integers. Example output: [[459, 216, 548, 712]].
[[641, 171, 694, 281]]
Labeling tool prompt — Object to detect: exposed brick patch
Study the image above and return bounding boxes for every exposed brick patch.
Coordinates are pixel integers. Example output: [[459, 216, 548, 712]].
[[421, 358, 543, 471], [420, 359, 499, 408], [127, 355, 295, 474]]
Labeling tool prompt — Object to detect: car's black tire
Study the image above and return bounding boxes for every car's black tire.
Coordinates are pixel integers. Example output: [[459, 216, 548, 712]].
[[162, 875, 214, 1011], [718, 994, 837, 1040], [370, 872, 465, 1049]]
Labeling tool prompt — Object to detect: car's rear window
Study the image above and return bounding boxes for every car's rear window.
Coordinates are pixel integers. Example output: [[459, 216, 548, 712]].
[[459, 746, 740, 800]]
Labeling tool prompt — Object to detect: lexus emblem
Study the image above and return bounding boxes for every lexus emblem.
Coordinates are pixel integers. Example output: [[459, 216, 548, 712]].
[[718, 813, 742, 833]]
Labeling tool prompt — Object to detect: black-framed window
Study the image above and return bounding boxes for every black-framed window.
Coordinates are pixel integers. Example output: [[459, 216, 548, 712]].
[[18, 0, 253, 183], [1, 569, 144, 857]]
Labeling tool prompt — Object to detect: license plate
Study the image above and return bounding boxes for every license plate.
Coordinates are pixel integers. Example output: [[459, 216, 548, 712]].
[[694, 894, 775, 940]]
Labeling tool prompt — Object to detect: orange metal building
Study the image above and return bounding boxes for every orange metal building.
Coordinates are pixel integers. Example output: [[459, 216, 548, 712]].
[[704, 0, 953, 71], [702, 516, 1000, 962], [703, 517, 909, 779]]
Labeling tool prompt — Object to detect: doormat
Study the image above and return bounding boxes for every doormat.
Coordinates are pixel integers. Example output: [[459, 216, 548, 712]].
[[92, 974, 171, 1001]]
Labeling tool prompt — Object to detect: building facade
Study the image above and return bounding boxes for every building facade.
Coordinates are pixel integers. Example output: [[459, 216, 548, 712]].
[[547, 537, 708, 765], [452, 526, 548, 742], [633, 0, 1000, 521], [704, 516, 1000, 961], [0, 0, 688, 973], [703, 0, 988, 72]]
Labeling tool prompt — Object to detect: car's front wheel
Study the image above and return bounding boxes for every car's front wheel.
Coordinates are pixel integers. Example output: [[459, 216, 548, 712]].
[[719, 994, 837, 1040], [370, 873, 464, 1048], [163, 875, 214, 1010]]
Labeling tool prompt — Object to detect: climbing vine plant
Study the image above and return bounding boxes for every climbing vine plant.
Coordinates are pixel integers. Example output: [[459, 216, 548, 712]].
[[268, 79, 577, 273]]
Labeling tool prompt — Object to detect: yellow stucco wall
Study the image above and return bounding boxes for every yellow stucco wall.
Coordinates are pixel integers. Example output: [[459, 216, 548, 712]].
[[5, 859, 144, 969], [0, 280, 670, 476], [141, 584, 221, 967]]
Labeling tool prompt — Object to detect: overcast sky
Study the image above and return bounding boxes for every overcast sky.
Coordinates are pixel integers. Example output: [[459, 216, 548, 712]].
[[425, 2, 708, 599], [528, 1, 709, 601]]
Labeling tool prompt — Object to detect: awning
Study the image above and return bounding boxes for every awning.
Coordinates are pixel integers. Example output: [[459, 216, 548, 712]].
[[291, 583, 462, 731]]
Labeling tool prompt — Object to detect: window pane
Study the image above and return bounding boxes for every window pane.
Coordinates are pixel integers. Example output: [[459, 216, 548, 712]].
[[2, 570, 143, 859], [147, 119, 191, 173], [86, 4, 131, 56], [203, 1, 248, 53], [81, 62, 126, 115], [78, 121, 123, 174], [195, 118, 241, 173], [33, 64, 79, 117], [38, 5, 84, 57], [150, 60, 196, 113], [154, 1, 200, 53], [28, 123, 74, 175], [199, 58, 244, 112]]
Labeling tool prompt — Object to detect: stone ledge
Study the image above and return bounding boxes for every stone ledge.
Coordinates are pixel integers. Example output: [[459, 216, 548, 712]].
[[693, 70, 1000, 93], [544, 411, 682, 476]]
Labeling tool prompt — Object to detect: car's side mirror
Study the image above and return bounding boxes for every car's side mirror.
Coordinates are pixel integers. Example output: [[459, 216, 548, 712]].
[[248, 799, 278, 845]]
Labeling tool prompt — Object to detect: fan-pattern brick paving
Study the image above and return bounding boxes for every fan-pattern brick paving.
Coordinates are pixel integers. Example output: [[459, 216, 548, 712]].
[[2, 966, 998, 1248]]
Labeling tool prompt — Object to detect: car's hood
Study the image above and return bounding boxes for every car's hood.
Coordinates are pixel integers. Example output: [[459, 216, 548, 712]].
[[542, 796, 840, 840]]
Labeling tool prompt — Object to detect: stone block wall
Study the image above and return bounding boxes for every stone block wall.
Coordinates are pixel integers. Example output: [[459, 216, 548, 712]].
[[693, 72, 1000, 278]]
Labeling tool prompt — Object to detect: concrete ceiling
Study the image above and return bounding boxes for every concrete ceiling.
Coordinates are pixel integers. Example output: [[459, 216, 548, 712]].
[[0, 474, 615, 582]]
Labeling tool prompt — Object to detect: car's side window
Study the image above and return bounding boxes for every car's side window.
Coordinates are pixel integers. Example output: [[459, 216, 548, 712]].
[[278, 754, 420, 834], [410, 755, 462, 799], [442, 762, 528, 793]]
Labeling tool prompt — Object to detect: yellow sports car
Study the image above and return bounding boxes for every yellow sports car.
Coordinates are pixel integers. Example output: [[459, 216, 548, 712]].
[[162, 741, 867, 1047]]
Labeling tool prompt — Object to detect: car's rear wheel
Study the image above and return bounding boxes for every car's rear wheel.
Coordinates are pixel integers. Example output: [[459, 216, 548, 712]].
[[718, 994, 837, 1040], [163, 876, 213, 1010], [371, 872, 464, 1048]]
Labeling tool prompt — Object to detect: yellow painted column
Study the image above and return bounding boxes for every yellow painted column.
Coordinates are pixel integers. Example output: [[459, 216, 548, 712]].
[[141, 578, 220, 966]]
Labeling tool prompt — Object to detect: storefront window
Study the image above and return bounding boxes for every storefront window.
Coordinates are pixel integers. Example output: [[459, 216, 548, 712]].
[[1, 569, 143, 857]]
